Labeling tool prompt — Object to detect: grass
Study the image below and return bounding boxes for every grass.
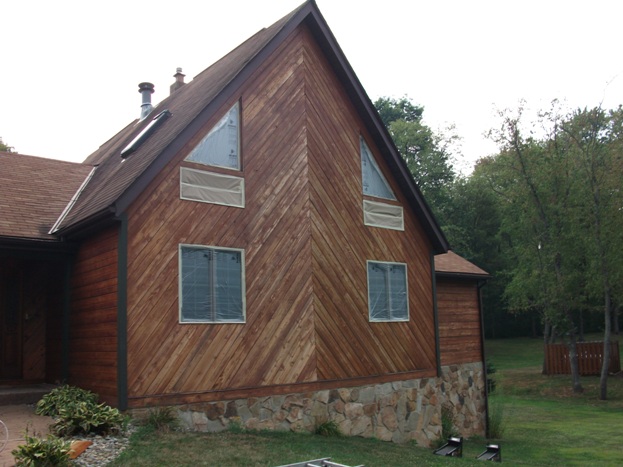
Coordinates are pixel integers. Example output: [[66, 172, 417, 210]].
[[110, 334, 623, 466]]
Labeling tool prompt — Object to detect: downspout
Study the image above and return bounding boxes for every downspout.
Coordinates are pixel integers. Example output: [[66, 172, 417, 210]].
[[477, 279, 490, 439], [61, 258, 72, 381], [430, 251, 442, 376], [117, 213, 128, 410]]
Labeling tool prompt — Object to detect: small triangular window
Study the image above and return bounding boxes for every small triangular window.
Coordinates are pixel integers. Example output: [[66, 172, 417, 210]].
[[361, 137, 396, 200], [186, 102, 240, 169]]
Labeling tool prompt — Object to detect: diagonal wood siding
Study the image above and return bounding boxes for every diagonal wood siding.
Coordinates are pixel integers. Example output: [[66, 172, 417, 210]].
[[124, 24, 439, 407], [304, 28, 437, 379], [126, 28, 315, 405]]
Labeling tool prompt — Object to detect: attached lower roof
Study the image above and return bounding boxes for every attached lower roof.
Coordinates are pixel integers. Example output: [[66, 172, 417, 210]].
[[0, 151, 93, 241], [435, 251, 490, 279]]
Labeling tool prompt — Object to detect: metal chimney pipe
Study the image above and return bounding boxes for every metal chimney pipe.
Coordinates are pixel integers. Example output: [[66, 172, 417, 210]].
[[138, 82, 155, 121]]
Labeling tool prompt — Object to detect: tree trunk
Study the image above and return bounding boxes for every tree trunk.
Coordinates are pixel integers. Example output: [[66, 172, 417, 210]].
[[542, 321, 551, 374], [566, 312, 583, 394], [600, 288, 612, 400], [614, 305, 620, 336]]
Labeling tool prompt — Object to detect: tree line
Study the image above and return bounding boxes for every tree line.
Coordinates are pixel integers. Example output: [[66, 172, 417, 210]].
[[375, 97, 623, 399]]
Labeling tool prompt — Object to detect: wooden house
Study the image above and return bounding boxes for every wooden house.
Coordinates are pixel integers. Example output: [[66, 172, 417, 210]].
[[0, 0, 488, 444]]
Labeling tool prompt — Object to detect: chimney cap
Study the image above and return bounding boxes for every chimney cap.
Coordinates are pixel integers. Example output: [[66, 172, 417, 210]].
[[138, 82, 155, 94]]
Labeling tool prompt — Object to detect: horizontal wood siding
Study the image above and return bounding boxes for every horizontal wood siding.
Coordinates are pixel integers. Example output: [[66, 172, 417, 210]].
[[436, 279, 482, 365], [304, 28, 437, 380], [69, 226, 118, 405], [125, 28, 316, 405]]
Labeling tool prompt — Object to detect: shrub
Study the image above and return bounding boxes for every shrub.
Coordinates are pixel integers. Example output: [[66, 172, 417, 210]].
[[314, 420, 342, 437], [486, 360, 497, 394], [487, 399, 505, 439], [36, 385, 126, 437], [52, 401, 126, 437], [12, 434, 71, 467], [145, 407, 179, 433], [435, 404, 459, 448], [36, 385, 98, 418]]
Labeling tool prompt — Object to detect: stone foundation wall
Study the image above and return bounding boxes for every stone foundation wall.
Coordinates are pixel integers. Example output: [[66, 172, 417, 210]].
[[135, 362, 486, 446]]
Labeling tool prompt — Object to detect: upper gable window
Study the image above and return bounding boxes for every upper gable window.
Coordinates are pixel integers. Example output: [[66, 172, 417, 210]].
[[186, 102, 240, 170], [361, 137, 396, 200]]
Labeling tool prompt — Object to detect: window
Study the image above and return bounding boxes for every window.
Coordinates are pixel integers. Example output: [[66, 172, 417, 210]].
[[361, 137, 396, 200], [179, 245, 245, 323], [367, 261, 408, 322], [363, 199, 404, 231], [185, 102, 240, 169], [180, 167, 245, 208]]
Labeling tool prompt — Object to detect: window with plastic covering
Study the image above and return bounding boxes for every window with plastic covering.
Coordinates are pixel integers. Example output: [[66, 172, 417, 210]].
[[179, 245, 245, 323], [185, 102, 240, 170], [366, 261, 408, 322], [360, 137, 396, 200]]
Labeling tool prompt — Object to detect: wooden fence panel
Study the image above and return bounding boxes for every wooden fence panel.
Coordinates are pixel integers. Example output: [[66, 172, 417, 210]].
[[544, 341, 621, 375]]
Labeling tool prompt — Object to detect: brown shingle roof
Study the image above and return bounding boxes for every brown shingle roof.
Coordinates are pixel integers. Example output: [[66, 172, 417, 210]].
[[435, 251, 489, 278], [0, 152, 92, 240]]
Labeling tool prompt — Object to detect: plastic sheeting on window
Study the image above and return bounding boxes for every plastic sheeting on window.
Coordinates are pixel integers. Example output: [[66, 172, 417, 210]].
[[185, 102, 240, 169], [360, 137, 396, 200], [180, 167, 245, 208], [180, 246, 244, 323], [363, 199, 404, 231], [367, 261, 408, 322]]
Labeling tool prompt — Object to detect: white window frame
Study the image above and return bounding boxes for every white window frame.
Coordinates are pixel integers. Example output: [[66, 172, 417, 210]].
[[179, 244, 246, 324], [366, 260, 409, 322]]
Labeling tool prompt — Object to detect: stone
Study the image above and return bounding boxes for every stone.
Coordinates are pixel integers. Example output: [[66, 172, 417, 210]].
[[351, 416, 371, 436], [316, 390, 330, 404], [191, 411, 208, 431], [375, 426, 393, 442], [363, 403, 376, 417], [380, 406, 398, 431], [338, 388, 351, 402], [358, 386, 376, 404], [344, 402, 364, 419], [206, 402, 225, 420], [350, 388, 360, 401], [225, 401, 238, 418]]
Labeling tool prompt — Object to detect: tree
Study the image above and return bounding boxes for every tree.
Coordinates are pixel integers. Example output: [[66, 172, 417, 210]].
[[374, 97, 457, 226], [0, 137, 13, 152], [486, 103, 584, 392]]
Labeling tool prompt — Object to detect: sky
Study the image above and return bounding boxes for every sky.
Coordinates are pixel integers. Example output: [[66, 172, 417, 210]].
[[2, 0, 622, 174]]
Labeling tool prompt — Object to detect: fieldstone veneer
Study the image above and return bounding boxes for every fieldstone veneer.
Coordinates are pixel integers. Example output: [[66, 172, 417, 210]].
[[164, 362, 485, 446]]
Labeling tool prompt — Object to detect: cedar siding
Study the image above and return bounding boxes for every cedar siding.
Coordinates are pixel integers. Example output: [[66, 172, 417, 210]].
[[305, 27, 437, 379], [125, 27, 314, 406], [69, 226, 118, 406], [436, 278, 483, 365], [124, 24, 437, 407]]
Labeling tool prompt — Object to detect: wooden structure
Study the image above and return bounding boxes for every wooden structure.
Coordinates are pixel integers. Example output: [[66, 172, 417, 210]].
[[544, 341, 621, 376], [0, 0, 488, 429]]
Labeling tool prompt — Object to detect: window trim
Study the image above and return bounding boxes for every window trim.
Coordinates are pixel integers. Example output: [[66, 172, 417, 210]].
[[366, 260, 409, 322], [178, 244, 246, 324]]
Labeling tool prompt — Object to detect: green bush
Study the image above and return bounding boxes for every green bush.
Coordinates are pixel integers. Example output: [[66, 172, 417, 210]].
[[52, 401, 126, 437], [314, 420, 342, 437], [145, 407, 179, 433], [36, 385, 98, 418], [36, 385, 126, 437], [487, 399, 505, 439], [12, 434, 71, 467]]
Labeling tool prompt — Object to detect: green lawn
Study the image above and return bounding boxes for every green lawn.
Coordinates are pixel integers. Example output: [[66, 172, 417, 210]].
[[111, 335, 623, 466]]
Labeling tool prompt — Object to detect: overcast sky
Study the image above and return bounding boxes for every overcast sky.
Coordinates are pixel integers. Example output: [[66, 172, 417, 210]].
[[2, 0, 622, 173]]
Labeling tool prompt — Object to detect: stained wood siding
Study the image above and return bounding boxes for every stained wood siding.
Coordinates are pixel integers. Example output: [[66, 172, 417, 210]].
[[125, 27, 315, 405], [69, 226, 118, 405], [124, 24, 439, 407], [304, 28, 437, 380], [436, 279, 482, 365]]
